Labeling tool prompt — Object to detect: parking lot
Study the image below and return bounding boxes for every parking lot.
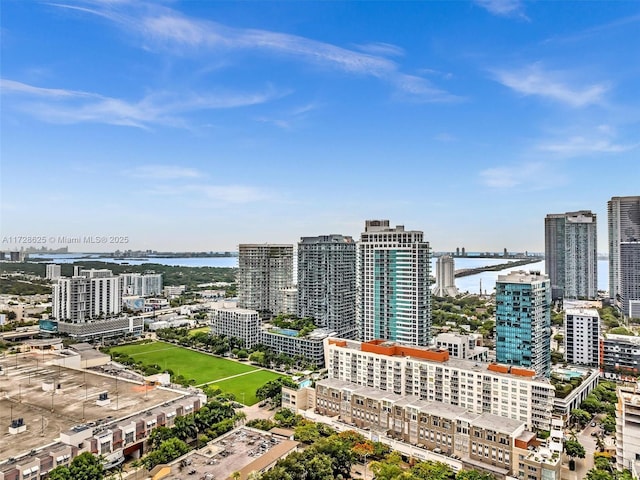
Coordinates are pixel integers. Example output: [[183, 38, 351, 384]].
[[165, 427, 297, 480]]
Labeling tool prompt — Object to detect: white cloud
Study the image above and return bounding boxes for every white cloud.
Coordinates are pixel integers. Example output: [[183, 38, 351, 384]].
[[392, 74, 462, 103], [493, 63, 608, 107], [538, 136, 637, 155], [2, 79, 281, 128], [144, 183, 271, 204], [474, 0, 526, 18], [126, 165, 202, 179], [0, 78, 98, 98], [51, 1, 459, 102], [353, 42, 405, 58], [480, 162, 547, 188]]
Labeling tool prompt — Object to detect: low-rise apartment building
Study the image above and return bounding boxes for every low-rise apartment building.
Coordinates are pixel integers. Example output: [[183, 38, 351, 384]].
[[314, 378, 561, 480], [325, 339, 555, 431], [0, 394, 206, 480], [604, 334, 640, 375], [209, 303, 332, 367]]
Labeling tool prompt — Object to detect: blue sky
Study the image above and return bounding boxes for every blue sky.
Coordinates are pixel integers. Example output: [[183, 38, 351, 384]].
[[1, 0, 639, 253]]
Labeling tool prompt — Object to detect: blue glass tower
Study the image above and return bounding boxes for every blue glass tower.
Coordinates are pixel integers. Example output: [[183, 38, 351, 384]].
[[495, 271, 551, 377]]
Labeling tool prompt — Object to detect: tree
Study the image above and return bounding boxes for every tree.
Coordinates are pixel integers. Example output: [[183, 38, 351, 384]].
[[314, 436, 355, 478], [48, 466, 72, 480], [370, 452, 405, 480], [456, 471, 496, 480], [570, 408, 593, 428], [294, 421, 322, 444], [564, 438, 586, 463], [352, 441, 375, 474], [68, 452, 104, 480], [173, 415, 197, 441], [255, 377, 298, 405], [411, 461, 455, 479], [581, 395, 603, 414], [274, 408, 301, 427], [602, 414, 616, 434], [594, 456, 614, 472], [249, 351, 265, 365], [148, 426, 175, 450], [586, 470, 615, 480], [142, 437, 189, 470]]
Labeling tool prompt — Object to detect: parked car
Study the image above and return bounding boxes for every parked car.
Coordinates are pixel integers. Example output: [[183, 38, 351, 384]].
[[591, 422, 596, 427]]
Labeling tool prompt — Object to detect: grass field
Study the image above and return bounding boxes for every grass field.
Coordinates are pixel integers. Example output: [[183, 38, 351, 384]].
[[109, 341, 285, 405], [209, 370, 285, 406], [110, 341, 257, 385], [188, 326, 211, 336]]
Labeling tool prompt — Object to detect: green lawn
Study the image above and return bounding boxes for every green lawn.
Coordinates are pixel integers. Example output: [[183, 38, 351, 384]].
[[209, 370, 286, 406], [188, 326, 211, 336], [109, 341, 257, 385]]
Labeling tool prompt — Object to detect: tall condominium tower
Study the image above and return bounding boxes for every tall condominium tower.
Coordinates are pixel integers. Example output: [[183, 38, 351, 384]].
[[608, 196, 640, 303], [564, 308, 601, 367], [433, 255, 458, 297], [237, 244, 293, 316], [620, 242, 640, 317], [496, 271, 551, 377], [52, 275, 122, 322], [297, 235, 356, 338], [121, 273, 163, 297], [545, 211, 597, 300], [357, 220, 431, 346], [46, 264, 61, 280]]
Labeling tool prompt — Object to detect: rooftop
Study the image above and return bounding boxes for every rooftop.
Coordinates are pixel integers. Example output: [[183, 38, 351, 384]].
[[0, 351, 181, 461], [164, 427, 298, 480], [328, 338, 549, 383]]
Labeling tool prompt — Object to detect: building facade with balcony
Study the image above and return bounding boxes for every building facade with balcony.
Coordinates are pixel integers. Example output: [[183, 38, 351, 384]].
[[314, 378, 561, 480], [297, 234, 356, 338], [325, 338, 555, 431], [357, 220, 432, 346], [564, 308, 601, 367], [495, 271, 551, 378]]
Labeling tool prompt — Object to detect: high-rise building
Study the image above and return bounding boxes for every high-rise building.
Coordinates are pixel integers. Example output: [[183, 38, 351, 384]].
[[357, 220, 431, 346], [237, 244, 293, 316], [297, 234, 356, 338], [564, 308, 601, 367], [608, 196, 640, 303], [620, 242, 640, 317], [495, 271, 551, 378], [545, 211, 597, 300], [120, 273, 163, 297], [433, 255, 458, 297], [52, 275, 122, 322], [46, 264, 61, 280], [79, 268, 114, 278]]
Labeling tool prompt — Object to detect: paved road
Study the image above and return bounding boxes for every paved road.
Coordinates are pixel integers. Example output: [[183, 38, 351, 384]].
[[562, 421, 605, 479]]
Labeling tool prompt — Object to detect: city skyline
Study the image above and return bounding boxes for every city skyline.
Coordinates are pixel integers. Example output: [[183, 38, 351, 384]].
[[2, 1, 639, 252]]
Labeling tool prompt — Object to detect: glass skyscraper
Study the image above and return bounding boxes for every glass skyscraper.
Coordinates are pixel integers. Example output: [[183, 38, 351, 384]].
[[357, 220, 431, 346], [608, 196, 640, 305], [544, 210, 597, 301], [495, 271, 551, 378], [297, 234, 356, 338], [237, 244, 293, 317]]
